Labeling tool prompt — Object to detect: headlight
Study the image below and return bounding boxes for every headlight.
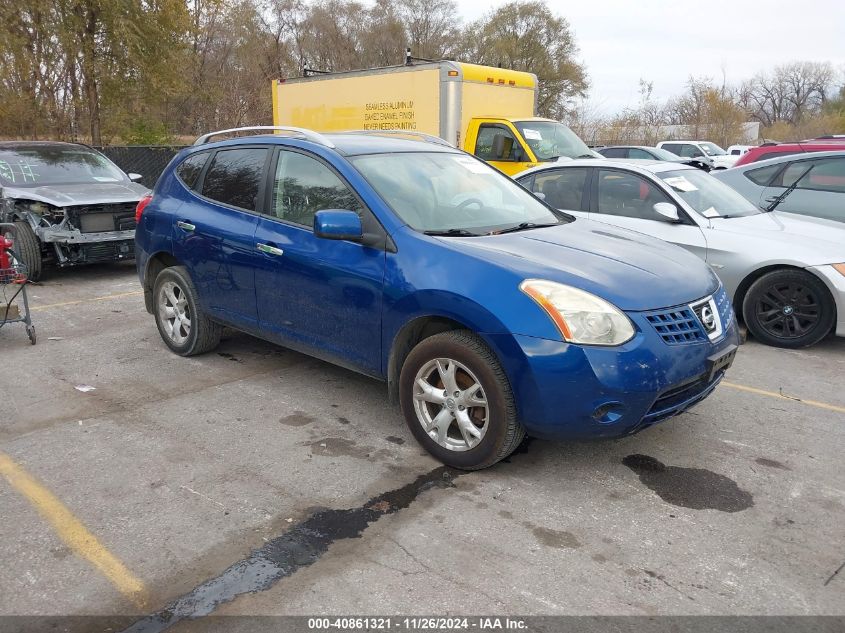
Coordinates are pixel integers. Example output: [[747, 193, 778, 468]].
[[833, 263, 845, 277], [520, 279, 635, 346]]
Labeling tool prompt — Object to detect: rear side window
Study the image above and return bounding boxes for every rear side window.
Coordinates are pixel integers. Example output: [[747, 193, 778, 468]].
[[531, 169, 588, 210], [175, 152, 209, 190], [744, 163, 782, 186], [628, 148, 653, 159], [202, 148, 268, 211]]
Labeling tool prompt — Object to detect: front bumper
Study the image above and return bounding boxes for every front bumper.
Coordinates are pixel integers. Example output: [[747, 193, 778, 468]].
[[486, 304, 740, 441], [810, 265, 845, 337]]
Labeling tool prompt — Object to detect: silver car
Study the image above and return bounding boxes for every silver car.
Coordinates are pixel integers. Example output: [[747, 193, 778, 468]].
[[712, 149, 845, 224], [516, 159, 845, 348], [0, 141, 149, 280]]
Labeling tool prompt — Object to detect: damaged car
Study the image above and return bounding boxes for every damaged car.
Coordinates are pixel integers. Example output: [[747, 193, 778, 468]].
[[0, 141, 149, 280]]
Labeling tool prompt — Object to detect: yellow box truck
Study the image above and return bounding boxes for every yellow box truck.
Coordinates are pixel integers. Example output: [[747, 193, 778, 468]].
[[271, 61, 595, 175]]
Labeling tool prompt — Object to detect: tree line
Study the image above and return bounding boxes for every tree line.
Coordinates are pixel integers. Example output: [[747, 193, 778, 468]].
[[1, 0, 842, 146], [572, 62, 845, 148], [0, 0, 587, 144]]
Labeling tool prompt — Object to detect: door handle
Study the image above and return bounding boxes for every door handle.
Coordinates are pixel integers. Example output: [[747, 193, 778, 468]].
[[176, 220, 195, 232], [256, 242, 284, 256]]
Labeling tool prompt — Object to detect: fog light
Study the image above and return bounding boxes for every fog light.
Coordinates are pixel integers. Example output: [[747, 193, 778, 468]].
[[592, 402, 625, 424]]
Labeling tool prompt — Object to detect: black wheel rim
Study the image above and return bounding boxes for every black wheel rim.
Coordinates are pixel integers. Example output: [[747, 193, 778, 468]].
[[754, 281, 820, 340]]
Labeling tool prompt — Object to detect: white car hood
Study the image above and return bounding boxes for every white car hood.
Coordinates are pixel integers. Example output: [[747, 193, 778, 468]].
[[3, 182, 149, 207], [709, 211, 845, 264]]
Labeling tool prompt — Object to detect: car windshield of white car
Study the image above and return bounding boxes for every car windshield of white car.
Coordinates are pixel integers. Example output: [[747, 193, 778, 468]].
[[0, 148, 125, 187], [659, 169, 760, 218], [351, 152, 567, 235], [700, 143, 727, 156]]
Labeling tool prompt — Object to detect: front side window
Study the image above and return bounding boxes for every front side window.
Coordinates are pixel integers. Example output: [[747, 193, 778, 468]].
[[678, 144, 704, 158], [659, 169, 759, 218], [0, 147, 125, 187], [661, 144, 682, 156], [474, 125, 523, 162], [272, 151, 361, 227], [596, 170, 673, 220], [352, 152, 564, 234], [628, 148, 654, 159], [531, 169, 588, 211], [176, 152, 209, 190], [699, 142, 726, 156], [202, 148, 268, 211], [778, 158, 845, 193]]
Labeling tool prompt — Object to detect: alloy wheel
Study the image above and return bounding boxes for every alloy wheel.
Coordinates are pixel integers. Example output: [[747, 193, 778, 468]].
[[158, 280, 192, 345]]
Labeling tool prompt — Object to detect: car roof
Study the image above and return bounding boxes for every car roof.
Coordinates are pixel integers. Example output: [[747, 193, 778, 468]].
[[733, 148, 845, 170], [196, 132, 461, 157], [518, 158, 694, 179], [600, 145, 655, 150]]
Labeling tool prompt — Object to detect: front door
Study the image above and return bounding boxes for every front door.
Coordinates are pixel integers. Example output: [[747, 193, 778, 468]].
[[472, 122, 535, 176], [589, 168, 708, 261], [253, 148, 386, 375]]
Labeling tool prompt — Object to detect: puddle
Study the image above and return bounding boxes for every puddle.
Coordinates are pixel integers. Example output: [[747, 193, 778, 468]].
[[278, 411, 314, 427], [526, 523, 581, 549], [309, 437, 373, 459], [623, 454, 754, 512], [122, 467, 461, 633]]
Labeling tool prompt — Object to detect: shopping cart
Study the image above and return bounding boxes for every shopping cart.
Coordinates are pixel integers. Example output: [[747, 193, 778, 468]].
[[0, 223, 36, 345]]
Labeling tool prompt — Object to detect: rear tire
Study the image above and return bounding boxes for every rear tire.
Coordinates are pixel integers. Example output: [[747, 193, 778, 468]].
[[8, 222, 42, 282], [742, 269, 834, 348], [399, 330, 525, 470], [153, 265, 221, 356]]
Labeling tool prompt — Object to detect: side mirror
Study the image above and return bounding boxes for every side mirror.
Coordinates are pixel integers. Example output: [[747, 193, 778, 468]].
[[653, 202, 681, 223], [128, 173, 143, 182], [533, 191, 546, 201], [313, 209, 363, 241]]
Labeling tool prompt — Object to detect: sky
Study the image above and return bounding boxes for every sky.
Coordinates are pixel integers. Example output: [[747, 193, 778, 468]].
[[456, 0, 845, 115]]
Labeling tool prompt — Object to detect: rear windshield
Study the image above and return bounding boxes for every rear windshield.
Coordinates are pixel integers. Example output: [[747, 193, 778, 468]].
[[0, 147, 126, 187]]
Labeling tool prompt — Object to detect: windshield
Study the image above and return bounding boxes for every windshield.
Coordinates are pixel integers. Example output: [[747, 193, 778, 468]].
[[0, 147, 126, 187], [651, 147, 684, 161], [513, 121, 594, 161], [658, 169, 760, 218], [351, 152, 565, 234], [699, 142, 726, 156]]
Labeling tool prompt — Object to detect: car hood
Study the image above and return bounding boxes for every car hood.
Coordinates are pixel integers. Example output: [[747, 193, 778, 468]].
[[709, 212, 845, 263], [450, 219, 719, 311], [2, 182, 149, 207]]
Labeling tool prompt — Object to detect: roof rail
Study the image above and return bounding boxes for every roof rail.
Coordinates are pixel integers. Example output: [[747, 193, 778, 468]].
[[193, 126, 335, 148], [336, 130, 454, 148]]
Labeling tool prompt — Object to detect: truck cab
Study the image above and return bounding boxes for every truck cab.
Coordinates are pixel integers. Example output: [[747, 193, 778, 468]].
[[465, 117, 598, 176]]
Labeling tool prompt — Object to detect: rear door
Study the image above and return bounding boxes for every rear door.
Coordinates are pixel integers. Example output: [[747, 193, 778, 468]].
[[172, 146, 269, 329], [253, 148, 386, 374], [761, 156, 845, 223], [589, 168, 708, 260], [521, 167, 591, 217]]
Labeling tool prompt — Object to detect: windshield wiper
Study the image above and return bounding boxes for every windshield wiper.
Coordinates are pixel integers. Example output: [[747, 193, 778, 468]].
[[422, 228, 480, 237], [489, 222, 560, 235], [766, 164, 814, 212]]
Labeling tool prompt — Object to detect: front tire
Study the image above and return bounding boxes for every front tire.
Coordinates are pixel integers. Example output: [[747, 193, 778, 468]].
[[399, 330, 525, 470], [742, 269, 834, 348], [8, 222, 43, 282], [153, 266, 221, 356]]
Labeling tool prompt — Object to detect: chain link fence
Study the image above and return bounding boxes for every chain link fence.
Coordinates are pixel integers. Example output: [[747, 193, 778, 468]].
[[94, 145, 188, 189]]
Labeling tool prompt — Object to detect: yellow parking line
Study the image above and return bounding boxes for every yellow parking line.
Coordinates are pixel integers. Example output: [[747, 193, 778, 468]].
[[30, 290, 144, 312], [0, 452, 148, 608], [722, 381, 845, 415]]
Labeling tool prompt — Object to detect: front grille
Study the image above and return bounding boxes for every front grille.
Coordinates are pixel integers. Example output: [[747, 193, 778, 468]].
[[71, 203, 137, 233], [644, 307, 707, 344]]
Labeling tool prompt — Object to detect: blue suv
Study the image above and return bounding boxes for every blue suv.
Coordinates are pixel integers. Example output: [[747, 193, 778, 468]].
[[135, 126, 739, 469]]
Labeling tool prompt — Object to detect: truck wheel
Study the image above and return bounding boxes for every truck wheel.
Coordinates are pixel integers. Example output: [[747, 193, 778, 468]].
[[742, 269, 834, 348], [153, 265, 221, 356], [8, 222, 43, 281], [399, 330, 525, 470]]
